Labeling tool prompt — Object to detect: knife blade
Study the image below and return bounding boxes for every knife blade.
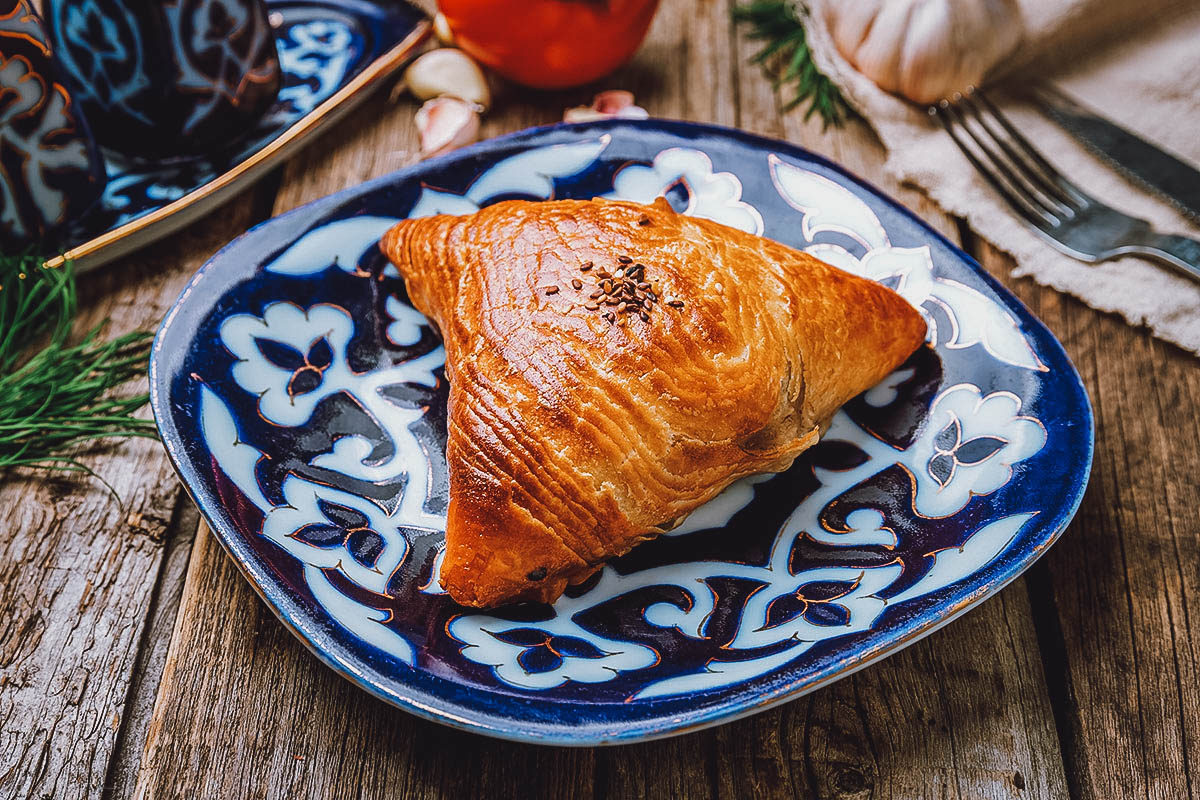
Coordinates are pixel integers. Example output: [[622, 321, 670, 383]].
[[1031, 85, 1200, 223]]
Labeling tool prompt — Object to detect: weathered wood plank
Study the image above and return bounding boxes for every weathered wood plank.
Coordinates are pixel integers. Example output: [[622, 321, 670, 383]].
[[693, 25, 1072, 800], [127, 5, 733, 797], [130, 79, 598, 800], [0, 194, 265, 800], [137, 522, 598, 800], [127, 2, 1077, 798], [101, 501, 200, 800], [975, 239, 1200, 800]]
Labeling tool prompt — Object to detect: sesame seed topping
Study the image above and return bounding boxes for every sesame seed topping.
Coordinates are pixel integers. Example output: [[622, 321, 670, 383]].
[[544, 286, 559, 295], [667, 299, 684, 308], [639, 311, 650, 322], [571, 278, 583, 290], [617, 255, 632, 264], [585, 301, 599, 310], [580, 261, 593, 271]]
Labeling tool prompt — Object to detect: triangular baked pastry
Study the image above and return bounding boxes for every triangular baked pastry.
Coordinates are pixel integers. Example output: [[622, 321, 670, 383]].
[[382, 198, 925, 607]]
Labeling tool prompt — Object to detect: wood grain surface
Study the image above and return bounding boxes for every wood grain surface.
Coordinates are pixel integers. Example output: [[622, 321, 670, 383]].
[[0, 1, 1196, 798]]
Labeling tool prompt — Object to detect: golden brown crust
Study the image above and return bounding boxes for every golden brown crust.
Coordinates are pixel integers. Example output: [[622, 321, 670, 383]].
[[382, 198, 926, 607]]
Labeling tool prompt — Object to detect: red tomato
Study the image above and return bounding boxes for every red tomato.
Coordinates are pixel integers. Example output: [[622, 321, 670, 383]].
[[438, 0, 660, 89]]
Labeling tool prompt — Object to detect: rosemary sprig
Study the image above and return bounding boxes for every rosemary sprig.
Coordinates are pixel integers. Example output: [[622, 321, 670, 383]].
[[733, 1, 851, 129], [0, 250, 156, 475]]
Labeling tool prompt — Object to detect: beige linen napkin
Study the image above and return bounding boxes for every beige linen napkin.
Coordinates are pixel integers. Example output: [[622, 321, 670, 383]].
[[803, 0, 1200, 354]]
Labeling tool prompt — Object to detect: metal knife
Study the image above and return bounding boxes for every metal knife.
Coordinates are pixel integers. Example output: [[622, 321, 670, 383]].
[[1030, 85, 1200, 223]]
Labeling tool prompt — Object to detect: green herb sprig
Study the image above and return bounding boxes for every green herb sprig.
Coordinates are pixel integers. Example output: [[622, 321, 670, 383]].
[[733, 1, 851, 129], [0, 250, 155, 476]]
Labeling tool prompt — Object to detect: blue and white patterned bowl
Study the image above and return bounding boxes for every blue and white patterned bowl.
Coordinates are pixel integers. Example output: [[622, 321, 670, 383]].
[[150, 120, 1093, 745], [52, 0, 427, 272]]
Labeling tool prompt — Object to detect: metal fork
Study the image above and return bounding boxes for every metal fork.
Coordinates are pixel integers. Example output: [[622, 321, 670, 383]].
[[931, 89, 1200, 282]]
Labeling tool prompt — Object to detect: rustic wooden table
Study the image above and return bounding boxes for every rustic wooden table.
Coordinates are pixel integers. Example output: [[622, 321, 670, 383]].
[[4, 1, 1198, 798]]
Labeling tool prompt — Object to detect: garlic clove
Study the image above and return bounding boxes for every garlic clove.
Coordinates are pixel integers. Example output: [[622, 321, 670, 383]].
[[592, 90, 638, 115], [404, 48, 490, 110], [433, 12, 455, 46], [415, 96, 481, 158], [563, 90, 649, 123]]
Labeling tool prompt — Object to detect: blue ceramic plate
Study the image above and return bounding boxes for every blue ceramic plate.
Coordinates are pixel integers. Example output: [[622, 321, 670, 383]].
[[150, 120, 1093, 745], [54, 0, 427, 273]]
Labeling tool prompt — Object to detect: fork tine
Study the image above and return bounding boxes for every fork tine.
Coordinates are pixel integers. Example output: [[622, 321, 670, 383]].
[[934, 101, 1061, 229], [971, 89, 1090, 208], [958, 92, 1079, 215], [945, 96, 1072, 221]]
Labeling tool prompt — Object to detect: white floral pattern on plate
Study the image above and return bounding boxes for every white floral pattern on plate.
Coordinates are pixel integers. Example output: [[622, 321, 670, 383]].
[[155, 123, 1089, 744], [770, 156, 1047, 372], [604, 147, 764, 234]]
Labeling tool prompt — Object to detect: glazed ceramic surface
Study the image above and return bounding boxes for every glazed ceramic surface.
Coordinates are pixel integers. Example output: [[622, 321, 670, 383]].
[[151, 120, 1093, 744], [46, 0, 283, 156], [49, 0, 427, 272], [0, 0, 105, 248]]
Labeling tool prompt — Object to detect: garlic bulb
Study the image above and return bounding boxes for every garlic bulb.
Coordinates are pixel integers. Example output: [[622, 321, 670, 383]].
[[403, 48, 490, 110], [823, 0, 1023, 105], [415, 96, 481, 158]]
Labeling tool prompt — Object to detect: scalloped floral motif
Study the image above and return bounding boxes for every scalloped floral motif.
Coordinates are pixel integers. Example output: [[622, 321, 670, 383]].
[[770, 155, 1047, 373], [189, 136, 1063, 705]]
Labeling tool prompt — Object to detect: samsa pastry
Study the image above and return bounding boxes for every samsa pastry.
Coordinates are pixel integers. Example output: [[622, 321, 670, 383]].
[[382, 197, 926, 607]]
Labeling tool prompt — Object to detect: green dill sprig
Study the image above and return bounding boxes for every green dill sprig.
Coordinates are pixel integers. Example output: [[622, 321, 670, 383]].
[[0, 250, 155, 476], [733, 1, 851, 129]]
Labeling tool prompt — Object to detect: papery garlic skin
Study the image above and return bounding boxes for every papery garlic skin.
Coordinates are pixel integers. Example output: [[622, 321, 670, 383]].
[[404, 48, 491, 110], [823, 0, 1023, 105], [433, 12, 456, 46], [416, 97, 481, 158]]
